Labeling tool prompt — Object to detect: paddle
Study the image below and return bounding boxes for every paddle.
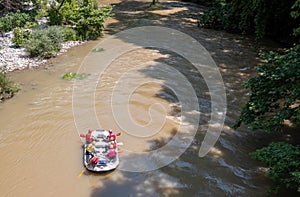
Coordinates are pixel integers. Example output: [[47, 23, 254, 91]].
[[117, 149, 123, 154], [79, 134, 86, 138], [78, 169, 85, 177]]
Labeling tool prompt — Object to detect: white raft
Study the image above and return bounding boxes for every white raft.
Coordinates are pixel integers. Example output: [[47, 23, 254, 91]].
[[83, 129, 119, 172]]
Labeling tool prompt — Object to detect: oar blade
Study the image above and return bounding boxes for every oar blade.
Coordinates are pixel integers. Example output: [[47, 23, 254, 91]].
[[78, 169, 85, 177]]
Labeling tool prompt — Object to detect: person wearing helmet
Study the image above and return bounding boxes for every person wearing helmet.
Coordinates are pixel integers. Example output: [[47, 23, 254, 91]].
[[85, 129, 94, 144], [108, 129, 116, 141], [107, 149, 117, 159], [89, 154, 99, 166], [86, 141, 95, 158]]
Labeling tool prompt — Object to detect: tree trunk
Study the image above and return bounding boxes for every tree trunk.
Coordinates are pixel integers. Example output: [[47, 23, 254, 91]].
[[57, 0, 67, 11]]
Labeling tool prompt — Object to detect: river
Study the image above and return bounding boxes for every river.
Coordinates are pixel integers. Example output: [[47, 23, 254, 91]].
[[0, 0, 275, 196]]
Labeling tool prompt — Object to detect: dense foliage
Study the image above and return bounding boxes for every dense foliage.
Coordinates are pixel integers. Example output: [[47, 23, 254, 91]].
[[233, 44, 300, 193], [0, 0, 112, 58], [291, 0, 300, 37], [12, 27, 31, 47], [251, 142, 300, 193], [197, 0, 300, 193], [22, 26, 64, 58], [0, 10, 32, 36], [47, 0, 112, 40], [62, 27, 77, 41], [199, 0, 299, 43], [234, 45, 300, 132], [0, 69, 19, 101], [70, 0, 111, 40], [206, 0, 300, 194], [0, 0, 112, 101], [0, 0, 23, 15], [0, 0, 112, 41]]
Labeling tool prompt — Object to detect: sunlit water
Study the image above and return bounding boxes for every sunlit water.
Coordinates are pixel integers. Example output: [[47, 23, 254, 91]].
[[0, 44, 270, 197], [0, 1, 274, 196]]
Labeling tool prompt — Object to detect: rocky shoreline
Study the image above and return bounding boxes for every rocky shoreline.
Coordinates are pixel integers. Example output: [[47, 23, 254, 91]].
[[0, 32, 84, 72]]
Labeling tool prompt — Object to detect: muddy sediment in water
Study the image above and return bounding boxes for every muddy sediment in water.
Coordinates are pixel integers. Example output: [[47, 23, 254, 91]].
[[0, 1, 284, 196]]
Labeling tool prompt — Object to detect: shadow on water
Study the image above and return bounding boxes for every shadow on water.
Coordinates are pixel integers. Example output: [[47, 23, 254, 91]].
[[88, 0, 297, 196]]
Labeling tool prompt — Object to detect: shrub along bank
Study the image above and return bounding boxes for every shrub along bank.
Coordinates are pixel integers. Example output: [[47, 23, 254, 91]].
[[0, 0, 112, 101]]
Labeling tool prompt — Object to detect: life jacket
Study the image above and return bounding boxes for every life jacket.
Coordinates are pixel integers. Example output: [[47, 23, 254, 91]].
[[107, 149, 117, 159], [86, 133, 93, 143], [90, 156, 99, 165], [86, 144, 94, 152]]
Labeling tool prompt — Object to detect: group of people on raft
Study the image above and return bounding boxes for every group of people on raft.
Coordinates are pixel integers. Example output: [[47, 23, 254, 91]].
[[82, 129, 121, 167]]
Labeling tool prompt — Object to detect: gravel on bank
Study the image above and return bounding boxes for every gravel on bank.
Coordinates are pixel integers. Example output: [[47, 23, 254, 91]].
[[0, 32, 84, 72]]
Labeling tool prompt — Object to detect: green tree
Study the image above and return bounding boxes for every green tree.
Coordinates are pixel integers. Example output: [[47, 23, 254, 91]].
[[251, 142, 300, 193], [233, 45, 300, 194], [71, 0, 111, 40], [291, 0, 300, 38], [199, 0, 299, 44], [46, 0, 111, 40], [233, 45, 300, 132], [230, 0, 300, 193]]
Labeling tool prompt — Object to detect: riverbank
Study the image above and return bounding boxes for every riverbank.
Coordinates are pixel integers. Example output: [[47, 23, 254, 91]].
[[1, 1, 289, 196], [0, 33, 84, 72]]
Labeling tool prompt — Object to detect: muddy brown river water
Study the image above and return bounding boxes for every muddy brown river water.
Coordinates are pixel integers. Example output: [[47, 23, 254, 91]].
[[0, 0, 281, 196]]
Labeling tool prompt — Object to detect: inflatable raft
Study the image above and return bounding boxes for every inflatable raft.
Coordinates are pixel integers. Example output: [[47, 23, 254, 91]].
[[82, 129, 120, 172]]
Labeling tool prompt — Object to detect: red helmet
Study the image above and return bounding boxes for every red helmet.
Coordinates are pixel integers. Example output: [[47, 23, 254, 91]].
[[88, 129, 92, 133]]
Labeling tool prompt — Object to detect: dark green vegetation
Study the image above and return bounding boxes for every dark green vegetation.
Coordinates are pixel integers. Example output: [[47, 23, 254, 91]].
[[0, 0, 112, 57], [0, 0, 26, 15], [235, 45, 300, 194], [1, 1, 300, 193], [47, 0, 112, 40], [199, 0, 299, 44], [234, 45, 300, 133], [233, 45, 300, 193], [0, 0, 112, 101], [0, 69, 19, 102], [0, 10, 34, 37], [251, 142, 300, 193], [200, 0, 299, 194]]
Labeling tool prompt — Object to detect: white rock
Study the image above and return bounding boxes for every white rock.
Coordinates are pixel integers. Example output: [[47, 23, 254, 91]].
[[0, 35, 84, 72]]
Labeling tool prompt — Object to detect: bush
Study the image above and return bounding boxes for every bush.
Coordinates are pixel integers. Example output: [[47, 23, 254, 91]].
[[73, 2, 112, 40], [62, 27, 77, 41], [251, 142, 300, 193], [47, 0, 112, 40], [48, 3, 64, 26], [55, 0, 79, 25], [0, 69, 19, 101], [12, 27, 31, 47], [0, 10, 31, 35], [22, 26, 64, 58]]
